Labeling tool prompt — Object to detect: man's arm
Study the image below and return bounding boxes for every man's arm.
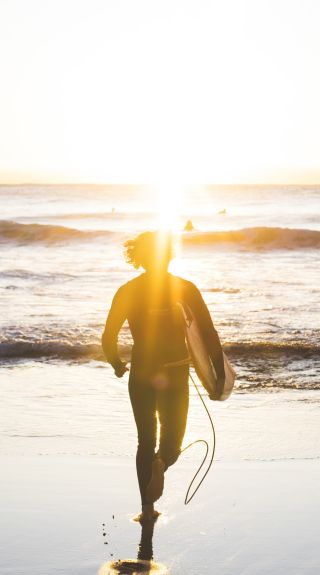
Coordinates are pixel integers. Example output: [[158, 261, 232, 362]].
[[102, 285, 128, 377]]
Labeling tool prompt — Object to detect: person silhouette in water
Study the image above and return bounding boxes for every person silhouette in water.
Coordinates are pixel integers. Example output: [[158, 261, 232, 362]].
[[102, 231, 225, 523]]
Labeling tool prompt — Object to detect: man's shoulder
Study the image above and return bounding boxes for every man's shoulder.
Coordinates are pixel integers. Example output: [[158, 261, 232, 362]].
[[116, 273, 144, 293], [170, 274, 199, 294]]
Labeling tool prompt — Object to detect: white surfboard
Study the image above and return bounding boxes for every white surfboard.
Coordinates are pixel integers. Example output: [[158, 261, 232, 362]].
[[177, 302, 236, 400]]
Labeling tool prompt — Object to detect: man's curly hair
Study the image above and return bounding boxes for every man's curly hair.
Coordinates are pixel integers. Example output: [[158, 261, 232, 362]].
[[124, 230, 174, 270]]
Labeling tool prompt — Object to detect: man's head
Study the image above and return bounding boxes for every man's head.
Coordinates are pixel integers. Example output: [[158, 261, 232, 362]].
[[124, 230, 174, 273]]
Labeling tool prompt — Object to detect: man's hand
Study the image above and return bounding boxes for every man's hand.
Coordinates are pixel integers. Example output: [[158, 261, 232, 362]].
[[114, 362, 129, 378]]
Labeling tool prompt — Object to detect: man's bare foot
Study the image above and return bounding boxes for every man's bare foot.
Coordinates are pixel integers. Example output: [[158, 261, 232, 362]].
[[133, 504, 161, 524], [145, 457, 165, 503]]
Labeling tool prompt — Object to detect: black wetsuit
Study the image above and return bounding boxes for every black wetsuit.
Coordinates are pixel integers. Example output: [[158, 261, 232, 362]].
[[102, 272, 224, 504]]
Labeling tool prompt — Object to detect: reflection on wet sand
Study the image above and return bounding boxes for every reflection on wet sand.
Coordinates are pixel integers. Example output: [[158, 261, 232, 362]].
[[99, 518, 168, 574], [99, 559, 167, 574]]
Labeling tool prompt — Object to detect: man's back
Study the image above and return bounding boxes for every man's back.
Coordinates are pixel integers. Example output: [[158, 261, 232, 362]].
[[103, 272, 225, 380]]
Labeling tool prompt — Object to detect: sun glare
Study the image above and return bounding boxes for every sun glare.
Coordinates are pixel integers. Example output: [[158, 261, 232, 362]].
[[154, 181, 184, 231]]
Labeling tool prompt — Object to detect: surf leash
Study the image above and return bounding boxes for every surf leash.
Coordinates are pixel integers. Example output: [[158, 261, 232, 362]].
[[180, 370, 216, 505]]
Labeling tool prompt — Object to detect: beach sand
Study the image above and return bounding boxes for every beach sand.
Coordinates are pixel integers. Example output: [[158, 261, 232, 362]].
[[1, 453, 319, 575], [1, 362, 320, 574]]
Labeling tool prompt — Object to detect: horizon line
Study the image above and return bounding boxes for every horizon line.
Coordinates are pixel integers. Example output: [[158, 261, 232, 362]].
[[1, 181, 320, 187]]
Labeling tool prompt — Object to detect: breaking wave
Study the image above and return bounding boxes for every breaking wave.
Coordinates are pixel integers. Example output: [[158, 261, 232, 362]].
[[1, 220, 320, 249], [1, 335, 319, 360], [0, 340, 103, 360], [0, 220, 115, 244], [223, 341, 320, 356], [1, 332, 319, 390], [182, 227, 320, 249], [0, 325, 320, 359]]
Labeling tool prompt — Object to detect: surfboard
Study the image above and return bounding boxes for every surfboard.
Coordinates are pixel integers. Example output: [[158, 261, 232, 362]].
[[177, 301, 236, 400]]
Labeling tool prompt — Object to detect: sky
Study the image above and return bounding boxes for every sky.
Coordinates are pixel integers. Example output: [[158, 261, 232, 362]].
[[0, 0, 320, 184]]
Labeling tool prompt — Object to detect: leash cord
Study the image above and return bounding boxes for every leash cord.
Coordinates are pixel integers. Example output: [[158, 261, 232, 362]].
[[180, 371, 216, 505]]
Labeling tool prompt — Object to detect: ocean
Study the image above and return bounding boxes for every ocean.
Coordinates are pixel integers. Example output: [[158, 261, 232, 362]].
[[1, 184, 320, 460]]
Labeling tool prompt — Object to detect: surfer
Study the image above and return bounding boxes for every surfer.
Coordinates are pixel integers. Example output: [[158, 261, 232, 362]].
[[184, 219, 194, 231], [102, 231, 225, 522]]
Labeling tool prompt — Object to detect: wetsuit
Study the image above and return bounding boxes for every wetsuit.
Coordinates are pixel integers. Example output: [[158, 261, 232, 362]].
[[102, 272, 224, 504]]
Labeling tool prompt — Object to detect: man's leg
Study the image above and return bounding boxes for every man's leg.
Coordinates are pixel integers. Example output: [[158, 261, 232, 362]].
[[158, 364, 189, 469], [146, 365, 189, 503], [128, 373, 158, 518]]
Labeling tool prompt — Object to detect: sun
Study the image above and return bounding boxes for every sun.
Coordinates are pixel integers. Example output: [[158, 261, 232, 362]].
[[154, 180, 184, 231]]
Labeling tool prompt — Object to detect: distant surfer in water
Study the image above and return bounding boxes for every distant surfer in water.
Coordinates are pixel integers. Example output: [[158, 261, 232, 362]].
[[102, 231, 225, 523], [184, 219, 194, 231]]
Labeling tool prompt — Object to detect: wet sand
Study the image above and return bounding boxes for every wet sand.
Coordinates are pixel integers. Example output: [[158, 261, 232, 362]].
[[1, 455, 319, 575]]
